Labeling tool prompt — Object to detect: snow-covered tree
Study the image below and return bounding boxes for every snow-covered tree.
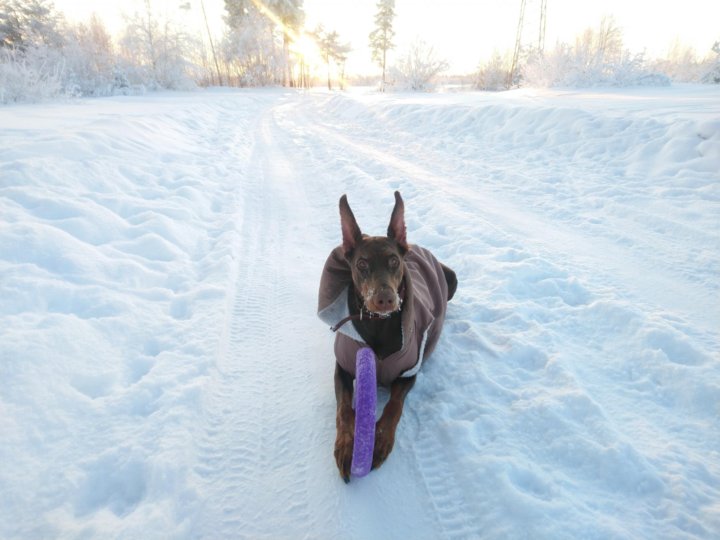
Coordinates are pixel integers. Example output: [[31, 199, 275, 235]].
[[0, 0, 64, 50], [223, 0, 251, 31], [647, 39, 720, 84], [522, 18, 669, 88], [390, 38, 448, 92], [653, 40, 704, 82], [0, 43, 63, 102], [119, 0, 196, 90], [476, 51, 510, 91], [369, 0, 394, 91], [223, 0, 303, 87], [221, 7, 280, 86], [0, 0, 66, 103], [267, 0, 304, 86], [63, 14, 117, 96], [702, 41, 720, 83]]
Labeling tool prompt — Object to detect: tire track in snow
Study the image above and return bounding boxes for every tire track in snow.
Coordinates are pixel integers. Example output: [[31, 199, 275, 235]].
[[192, 108, 316, 538], [409, 413, 484, 540], [273, 100, 485, 538]]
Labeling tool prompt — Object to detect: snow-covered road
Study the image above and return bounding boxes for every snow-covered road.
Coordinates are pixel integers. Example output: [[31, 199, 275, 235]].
[[1, 87, 719, 539]]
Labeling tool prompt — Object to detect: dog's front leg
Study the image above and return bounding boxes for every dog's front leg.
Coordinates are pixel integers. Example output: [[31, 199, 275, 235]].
[[334, 363, 355, 483], [373, 375, 416, 470]]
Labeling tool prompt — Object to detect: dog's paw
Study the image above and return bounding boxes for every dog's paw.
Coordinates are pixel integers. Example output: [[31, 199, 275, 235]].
[[334, 430, 354, 483], [372, 421, 396, 470]]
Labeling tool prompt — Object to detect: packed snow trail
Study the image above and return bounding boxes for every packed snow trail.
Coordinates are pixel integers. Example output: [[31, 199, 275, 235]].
[[1, 87, 718, 539], [190, 109, 317, 535], [178, 96, 456, 538]]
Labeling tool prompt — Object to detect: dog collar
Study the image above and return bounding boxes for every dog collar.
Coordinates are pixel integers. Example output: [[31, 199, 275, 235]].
[[330, 306, 400, 333], [330, 281, 406, 333]]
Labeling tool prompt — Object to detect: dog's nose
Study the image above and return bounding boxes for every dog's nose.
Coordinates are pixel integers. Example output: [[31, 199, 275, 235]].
[[374, 288, 396, 310]]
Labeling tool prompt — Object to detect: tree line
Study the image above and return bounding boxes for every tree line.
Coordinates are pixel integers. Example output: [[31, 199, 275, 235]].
[[0, 0, 718, 104]]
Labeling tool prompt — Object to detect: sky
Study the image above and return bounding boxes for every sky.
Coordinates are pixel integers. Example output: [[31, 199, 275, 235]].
[[54, 0, 720, 75]]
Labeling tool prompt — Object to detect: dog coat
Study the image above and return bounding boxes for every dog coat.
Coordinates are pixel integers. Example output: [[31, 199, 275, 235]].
[[317, 245, 450, 386]]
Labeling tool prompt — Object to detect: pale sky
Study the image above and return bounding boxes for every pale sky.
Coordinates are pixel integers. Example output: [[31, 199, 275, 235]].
[[55, 0, 720, 75]]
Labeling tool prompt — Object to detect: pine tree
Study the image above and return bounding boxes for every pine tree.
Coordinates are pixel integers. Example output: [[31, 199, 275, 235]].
[[0, 0, 64, 50], [368, 0, 394, 91], [223, 0, 252, 31], [314, 25, 350, 90]]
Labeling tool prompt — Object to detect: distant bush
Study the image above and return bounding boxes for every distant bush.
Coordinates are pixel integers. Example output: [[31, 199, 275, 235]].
[[475, 51, 510, 91], [701, 41, 720, 84], [389, 39, 448, 92], [0, 0, 66, 103], [521, 18, 669, 88], [118, 8, 197, 91], [62, 15, 118, 97], [523, 47, 669, 88], [0, 45, 62, 103], [0, 0, 198, 104]]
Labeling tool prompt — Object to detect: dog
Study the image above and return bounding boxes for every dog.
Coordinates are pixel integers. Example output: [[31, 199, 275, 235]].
[[317, 191, 457, 482]]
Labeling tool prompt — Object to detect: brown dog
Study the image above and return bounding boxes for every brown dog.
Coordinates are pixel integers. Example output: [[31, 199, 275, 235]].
[[317, 192, 457, 482]]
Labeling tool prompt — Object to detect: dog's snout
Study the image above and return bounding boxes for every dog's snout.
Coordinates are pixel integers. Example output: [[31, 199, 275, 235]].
[[373, 287, 396, 310]]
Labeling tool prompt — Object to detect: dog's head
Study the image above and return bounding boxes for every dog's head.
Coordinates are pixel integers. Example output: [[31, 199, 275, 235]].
[[339, 191, 409, 316]]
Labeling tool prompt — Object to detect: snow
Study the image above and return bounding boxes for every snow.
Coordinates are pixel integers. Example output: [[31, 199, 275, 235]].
[[1, 85, 719, 539]]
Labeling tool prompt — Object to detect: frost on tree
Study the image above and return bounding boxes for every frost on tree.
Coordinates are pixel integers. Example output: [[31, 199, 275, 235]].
[[391, 39, 448, 92], [222, 0, 304, 87]]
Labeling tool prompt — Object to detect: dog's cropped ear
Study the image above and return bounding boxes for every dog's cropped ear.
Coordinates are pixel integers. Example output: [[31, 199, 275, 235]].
[[387, 191, 409, 253], [339, 194, 363, 258]]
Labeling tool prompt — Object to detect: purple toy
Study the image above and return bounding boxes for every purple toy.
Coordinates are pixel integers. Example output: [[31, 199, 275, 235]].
[[351, 347, 377, 477]]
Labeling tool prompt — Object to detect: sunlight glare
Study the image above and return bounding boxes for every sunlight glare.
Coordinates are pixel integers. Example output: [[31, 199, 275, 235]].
[[292, 33, 320, 64]]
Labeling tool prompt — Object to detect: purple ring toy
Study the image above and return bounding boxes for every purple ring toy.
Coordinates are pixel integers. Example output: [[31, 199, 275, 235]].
[[351, 347, 377, 477]]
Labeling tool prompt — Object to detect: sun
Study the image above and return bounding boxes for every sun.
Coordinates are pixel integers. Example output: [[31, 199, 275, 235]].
[[292, 32, 320, 64]]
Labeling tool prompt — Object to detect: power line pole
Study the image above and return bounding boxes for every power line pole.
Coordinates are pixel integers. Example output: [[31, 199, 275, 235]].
[[200, 0, 222, 86], [539, 0, 547, 54], [507, 0, 526, 88], [508, 0, 548, 88]]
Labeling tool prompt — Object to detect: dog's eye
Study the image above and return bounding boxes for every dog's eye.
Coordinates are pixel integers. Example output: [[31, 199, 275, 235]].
[[356, 259, 369, 271], [388, 256, 400, 269]]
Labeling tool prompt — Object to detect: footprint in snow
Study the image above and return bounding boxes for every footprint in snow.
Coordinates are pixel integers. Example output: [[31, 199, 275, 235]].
[[74, 450, 147, 518]]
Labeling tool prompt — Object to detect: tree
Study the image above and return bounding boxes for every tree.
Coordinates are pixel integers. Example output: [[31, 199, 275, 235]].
[[63, 14, 116, 96], [120, 0, 196, 89], [521, 18, 669, 88], [266, 0, 304, 86], [0, 0, 64, 50], [0, 0, 66, 103], [369, 0, 394, 91], [221, 7, 279, 86], [334, 38, 349, 90], [702, 41, 720, 83], [223, 0, 250, 31], [391, 38, 448, 91], [652, 39, 705, 83], [223, 0, 303, 86], [476, 51, 510, 91], [314, 25, 350, 90]]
